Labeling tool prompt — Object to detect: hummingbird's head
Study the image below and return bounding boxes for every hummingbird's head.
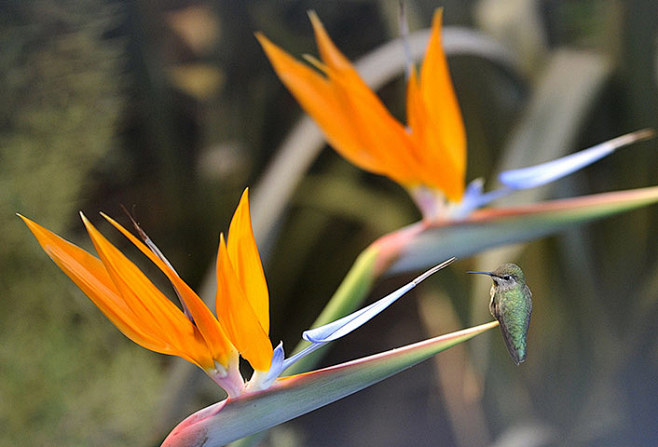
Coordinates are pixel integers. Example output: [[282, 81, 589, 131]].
[[468, 263, 525, 287]]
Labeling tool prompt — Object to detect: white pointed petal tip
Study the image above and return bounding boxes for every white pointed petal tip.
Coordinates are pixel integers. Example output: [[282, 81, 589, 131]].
[[499, 129, 654, 190], [262, 342, 286, 386], [303, 257, 456, 343]]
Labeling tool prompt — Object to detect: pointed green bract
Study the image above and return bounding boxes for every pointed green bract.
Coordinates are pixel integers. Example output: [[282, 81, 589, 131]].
[[162, 321, 498, 446], [390, 186, 658, 274]]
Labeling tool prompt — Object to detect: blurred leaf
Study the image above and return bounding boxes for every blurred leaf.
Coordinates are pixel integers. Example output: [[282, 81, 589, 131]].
[[166, 5, 221, 55], [490, 50, 612, 201], [0, 2, 164, 445], [294, 174, 414, 234], [168, 64, 224, 101]]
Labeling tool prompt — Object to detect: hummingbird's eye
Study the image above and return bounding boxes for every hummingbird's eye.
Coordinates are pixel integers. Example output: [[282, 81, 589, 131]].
[[503, 275, 512, 281]]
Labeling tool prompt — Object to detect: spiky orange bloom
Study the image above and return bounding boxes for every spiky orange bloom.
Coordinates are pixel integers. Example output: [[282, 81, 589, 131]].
[[20, 189, 273, 378], [257, 9, 466, 201]]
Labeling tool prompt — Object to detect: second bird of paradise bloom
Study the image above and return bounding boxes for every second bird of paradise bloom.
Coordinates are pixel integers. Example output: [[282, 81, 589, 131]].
[[257, 10, 465, 214], [257, 9, 653, 220], [20, 188, 452, 399]]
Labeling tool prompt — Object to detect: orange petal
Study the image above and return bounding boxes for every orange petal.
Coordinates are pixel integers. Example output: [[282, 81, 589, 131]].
[[308, 11, 359, 76], [19, 215, 193, 358], [324, 63, 421, 184], [216, 234, 273, 372], [102, 214, 234, 367], [80, 214, 217, 369], [258, 29, 421, 185], [257, 33, 379, 171], [406, 67, 465, 200], [309, 13, 422, 183], [418, 9, 466, 198], [226, 189, 269, 333], [81, 216, 185, 337]]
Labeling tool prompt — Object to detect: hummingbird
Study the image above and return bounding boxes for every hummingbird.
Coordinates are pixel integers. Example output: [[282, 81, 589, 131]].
[[468, 264, 532, 365]]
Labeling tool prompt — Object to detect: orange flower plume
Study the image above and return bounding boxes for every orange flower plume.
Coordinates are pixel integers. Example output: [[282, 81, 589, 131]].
[[257, 9, 466, 201], [20, 189, 273, 389]]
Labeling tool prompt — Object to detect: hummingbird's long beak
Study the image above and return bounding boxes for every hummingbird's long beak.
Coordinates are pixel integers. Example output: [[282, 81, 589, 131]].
[[467, 271, 493, 276]]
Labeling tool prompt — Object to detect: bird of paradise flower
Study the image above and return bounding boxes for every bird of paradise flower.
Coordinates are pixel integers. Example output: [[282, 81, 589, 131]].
[[257, 9, 653, 221], [20, 189, 495, 445]]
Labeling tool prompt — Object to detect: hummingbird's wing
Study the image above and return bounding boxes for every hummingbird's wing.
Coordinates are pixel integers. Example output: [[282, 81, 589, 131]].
[[497, 285, 532, 365], [488, 285, 497, 317]]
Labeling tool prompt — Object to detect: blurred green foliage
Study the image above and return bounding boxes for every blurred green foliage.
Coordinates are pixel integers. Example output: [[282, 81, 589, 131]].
[[1, 1, 657, 446], [0, 1, 163, 445]]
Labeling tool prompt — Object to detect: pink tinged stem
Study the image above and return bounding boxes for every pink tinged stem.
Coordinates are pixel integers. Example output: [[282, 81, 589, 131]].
[[206, 358, 245, 399], [388, 186, 658, 274]]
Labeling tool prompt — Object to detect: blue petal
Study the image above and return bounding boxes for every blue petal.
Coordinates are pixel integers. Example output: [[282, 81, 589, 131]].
[[451, 179, 512, 218], [262, 342, 287, 386], [280, 341, 325, 372], [452, 178, 485, 218], [499, 130, 653, 190], [459, 178, 485, 211], [303, 258, 456, 343]]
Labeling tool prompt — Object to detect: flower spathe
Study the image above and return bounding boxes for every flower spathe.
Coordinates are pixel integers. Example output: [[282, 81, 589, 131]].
[[257, 9, 466, 203]]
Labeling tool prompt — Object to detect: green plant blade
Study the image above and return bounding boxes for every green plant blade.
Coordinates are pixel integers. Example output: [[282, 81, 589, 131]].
[[162, 321, 498, 447], [389, 186, 658, 274]]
